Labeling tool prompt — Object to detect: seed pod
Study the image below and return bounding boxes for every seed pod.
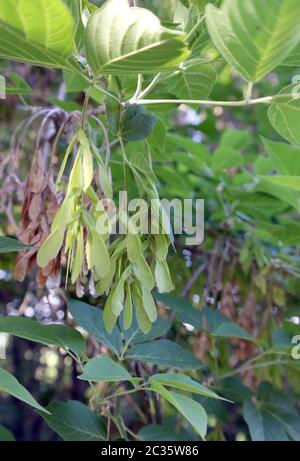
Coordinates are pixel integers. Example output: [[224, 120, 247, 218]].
[[127, 230, 142, 263], [103, 287, 118, 334], [133, 253, 155, 291], [141, 286, 157, 323], [82, 145, 94, 192], [154, 232, 169, 261], [56, 132, 78, 186], [155, 259, 174, 293], [131, 282, 151, 334], [123, 282, 133, 330], [37, 228, 65, 268], [96, 155, 113, 199], [110, 265, 132, 317], [71, 226, 84, 283], [68, 148, 84, 194], [51, 195, 76, 233], [96, 258, 116, 295], [82, 209, 111, 278]]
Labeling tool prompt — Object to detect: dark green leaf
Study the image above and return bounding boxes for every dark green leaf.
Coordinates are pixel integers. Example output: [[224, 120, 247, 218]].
[[243, 382, 300, 441], [0, 316, 85, 357], [78, 354, 135, 383], [68, 299, 122, 356], [126, 339, 202, 369], [0, 236, 30, 253], [0, 367, 49, 414], [121, 104, 157, 142], [149, 373, 222, 399], [0, 425, 15, 441], [42, 400, 106, 441]]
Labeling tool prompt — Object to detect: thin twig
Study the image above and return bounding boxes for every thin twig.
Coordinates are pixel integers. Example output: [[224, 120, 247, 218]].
[[180, 262, 207, 298], [136, 96, 274, 107]]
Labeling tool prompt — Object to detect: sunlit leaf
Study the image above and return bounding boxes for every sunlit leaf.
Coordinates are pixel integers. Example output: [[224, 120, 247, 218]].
[[85, 0, 190, 75]]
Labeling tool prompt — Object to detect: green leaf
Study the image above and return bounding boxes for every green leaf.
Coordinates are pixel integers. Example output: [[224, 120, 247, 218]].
[[0, 0, 75, 69], [85, 0, 190, 75], [0, 316, 85, 357], [212, 147, 243, 172], [63, 0, 85, 53], [212, 322, 266, 348], [220, 129, 251, 150], [42, 400, 106, 441], [149, 373, 222, 400], [106, 91, 122, 137], [255, 177, 300, 211], [260, 175, 300, 192], [151, 381, 207, 439], [148, 118, 166, 151], [268, 84, 300, 146], [126, 339, 202, 369], [0, 425, 15, 441], [0, 236, 30, 253], [262, 138, 300, 175], [165, 133, 210, 168], [0, 367, 49, 414], [121, 313, 171, 346], [8, 72, 32, 96], [206, 0, 300, 82], [121, 104, 157, 142], [155, 292, 203, 329], [257, 220, 300, 246], [283, 42, 300, 66], [78, 354, 134, 383], [217, 377, 254, 404], [212, 322, 253, 341], [167, 61, 216, 100], [184, 5, 212, 56], [68, 299, 122, 356], [243, 382, 300, 441], [138, 424, 190, 441]]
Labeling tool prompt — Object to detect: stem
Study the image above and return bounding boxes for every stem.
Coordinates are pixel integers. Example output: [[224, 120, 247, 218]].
[[110, 414, 127, 441], [67, 352, 96, 391], [136, 96, 274, 107], [81, 89, 91, 128], [123, 424, 143, 441], [218, 358, 288, 380], [185, 15, 206, 44], [137, 72, 162, 100], [119, 136, 129, 190], [211, 338, 219, 378], [90, 115, 111, 167], [132, 74, 143, 101], [106, 417, 111, 442], [98, 384, 148, 405], [244, 81, 254, 102], [93, 82, 122, 104]]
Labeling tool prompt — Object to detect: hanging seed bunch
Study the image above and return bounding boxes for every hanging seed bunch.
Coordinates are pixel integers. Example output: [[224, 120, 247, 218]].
[[15, 147, 60, 286], [35, 100, 174, 333], [100, 147, 174, 334], [37, 129, 112, 285]]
